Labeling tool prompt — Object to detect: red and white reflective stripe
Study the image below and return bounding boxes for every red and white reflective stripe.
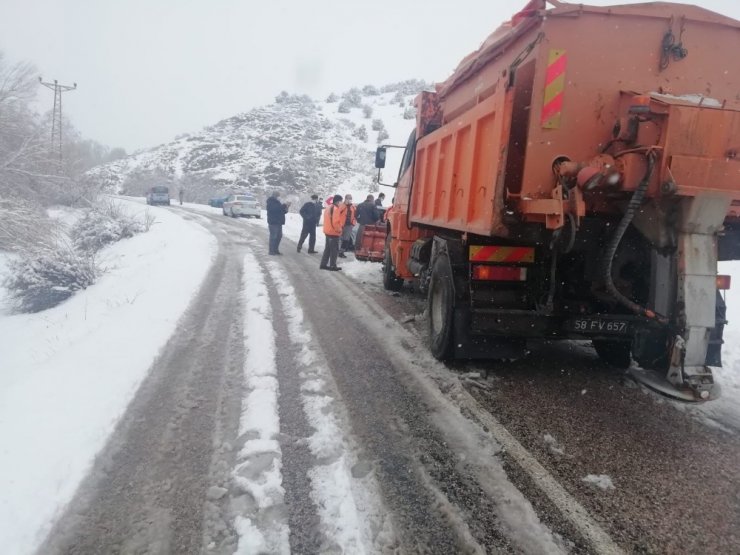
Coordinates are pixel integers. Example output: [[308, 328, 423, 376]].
[[542, 49, 567, 129], [469, 245, 535, 263], [472, 265, 527, 281]]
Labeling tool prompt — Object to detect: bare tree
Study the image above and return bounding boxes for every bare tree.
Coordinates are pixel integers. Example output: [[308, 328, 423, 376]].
[[0, 53, 37, 109], [0, 52, 63, 200]]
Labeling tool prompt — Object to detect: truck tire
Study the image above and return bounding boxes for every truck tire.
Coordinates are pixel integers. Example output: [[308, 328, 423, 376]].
[[428, 254, 454, 360], [593, 340, 631, 368], [382, 236, 403, 291]]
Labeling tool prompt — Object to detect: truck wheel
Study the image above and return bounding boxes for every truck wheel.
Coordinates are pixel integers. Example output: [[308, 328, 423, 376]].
[[382, 236, 403, 291], [428, 254, 454, 360], [593, 340, 631, 368]]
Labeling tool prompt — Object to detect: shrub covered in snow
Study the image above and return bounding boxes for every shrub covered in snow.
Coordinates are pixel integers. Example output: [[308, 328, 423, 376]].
[[325, 92, 338, 103], [341, 87, 362, 108], [403, 107, 416, 120], [377, 128, 390, 144], [383, 79, 429, 96], [362, 104, 373, 119], [3, 200, 152, 313], [337, 100, 352, 114], [353, 125, 368, 142], [275, 91, 314, 105], [3, 244, 97, 313], [371, 118, 385, 132], [71, 201, 144, 253]]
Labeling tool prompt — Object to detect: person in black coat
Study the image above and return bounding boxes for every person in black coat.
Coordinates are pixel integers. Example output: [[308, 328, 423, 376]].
[[266, 191, 289, 255], [355, 194, 381, 251], [297, 194, 322, 253]]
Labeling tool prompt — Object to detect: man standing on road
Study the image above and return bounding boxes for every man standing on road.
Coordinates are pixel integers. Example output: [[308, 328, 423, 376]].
[[266, 191, 289, 255], [355, 194, 380, 251], [297, 194, 322, 253], [338, 194, 356, 258], [178, 189, 185, 205], [320, 194, 344, 271]]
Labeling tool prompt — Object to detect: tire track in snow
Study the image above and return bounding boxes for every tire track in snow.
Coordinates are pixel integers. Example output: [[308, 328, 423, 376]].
[[265, 260, 395, 554], [233, 249, 290, 554]]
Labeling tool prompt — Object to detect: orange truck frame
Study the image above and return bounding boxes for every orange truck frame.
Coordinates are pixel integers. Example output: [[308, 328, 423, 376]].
[[375, 0, 740, 401]]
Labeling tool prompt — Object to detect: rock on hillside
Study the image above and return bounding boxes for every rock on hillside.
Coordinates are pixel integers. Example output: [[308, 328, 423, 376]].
[[86, 80, 428, 204]]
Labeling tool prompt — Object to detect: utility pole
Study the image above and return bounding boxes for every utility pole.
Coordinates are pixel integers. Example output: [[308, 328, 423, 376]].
[[39, 77, 77, 172]]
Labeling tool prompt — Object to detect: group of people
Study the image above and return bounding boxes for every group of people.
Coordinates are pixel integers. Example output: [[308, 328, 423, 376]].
[[264, 190, 386, 272]]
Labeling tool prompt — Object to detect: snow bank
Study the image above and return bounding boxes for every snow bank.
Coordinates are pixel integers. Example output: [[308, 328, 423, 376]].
[[0, 199, 215, 554], [232, 249, 289, 555]]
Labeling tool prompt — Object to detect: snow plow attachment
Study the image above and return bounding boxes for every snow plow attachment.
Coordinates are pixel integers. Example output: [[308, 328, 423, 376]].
[[355, 223, 387, 262]]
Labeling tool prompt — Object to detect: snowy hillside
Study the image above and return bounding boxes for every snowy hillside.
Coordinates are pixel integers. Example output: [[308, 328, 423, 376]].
[[86, 81, 427, 204]]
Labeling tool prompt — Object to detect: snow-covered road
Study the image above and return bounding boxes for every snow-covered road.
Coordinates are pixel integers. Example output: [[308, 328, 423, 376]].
[[5, 201, 740, 554], [38, 206, 567, 554]]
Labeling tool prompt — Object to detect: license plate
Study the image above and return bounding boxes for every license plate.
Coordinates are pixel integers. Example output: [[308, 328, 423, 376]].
[[568, 318, 630, 335]]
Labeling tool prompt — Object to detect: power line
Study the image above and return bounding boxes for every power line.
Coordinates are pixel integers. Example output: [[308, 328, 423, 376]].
[[39, 77, 77, 172]]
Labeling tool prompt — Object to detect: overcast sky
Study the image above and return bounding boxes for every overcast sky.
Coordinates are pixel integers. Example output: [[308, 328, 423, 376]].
[[1, 0, 737, 152]]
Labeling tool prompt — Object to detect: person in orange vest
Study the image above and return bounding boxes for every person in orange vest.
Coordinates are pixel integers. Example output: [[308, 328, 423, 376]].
[[320, 194, 345, 271], [338, 193, 357, 258]]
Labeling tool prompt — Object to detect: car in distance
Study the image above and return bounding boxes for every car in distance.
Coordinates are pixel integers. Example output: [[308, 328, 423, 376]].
[[146, 186, 171, 205], [209, 195, 229, 208], [222, 194, 261, 218]]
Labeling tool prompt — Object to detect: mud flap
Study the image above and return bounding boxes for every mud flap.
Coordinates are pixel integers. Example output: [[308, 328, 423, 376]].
[[453, 307, 525, 360]]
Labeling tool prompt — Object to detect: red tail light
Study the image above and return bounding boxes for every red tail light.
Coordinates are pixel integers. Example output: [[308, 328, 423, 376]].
[[717, 275, 731, 290], [472, 265, 527, 281]]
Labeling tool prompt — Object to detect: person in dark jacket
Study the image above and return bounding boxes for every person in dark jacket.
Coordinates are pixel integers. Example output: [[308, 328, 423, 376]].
[[266, 191, 289, 255], [375, 192, 385, 207], [338, 194, 356, 257], [355, 194, 380, 251], [297, 194, 322, 253]]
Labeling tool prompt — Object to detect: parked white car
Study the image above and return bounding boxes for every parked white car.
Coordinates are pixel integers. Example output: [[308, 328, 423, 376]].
[[222, 194, 261, 218]]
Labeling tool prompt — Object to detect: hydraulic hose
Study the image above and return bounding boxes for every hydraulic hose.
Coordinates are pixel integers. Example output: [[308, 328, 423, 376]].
[[602, 151, 668, 324]]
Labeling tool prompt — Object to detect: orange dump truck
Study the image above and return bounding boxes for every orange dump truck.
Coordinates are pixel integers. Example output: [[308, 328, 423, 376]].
[[374, 0, 740, 400]]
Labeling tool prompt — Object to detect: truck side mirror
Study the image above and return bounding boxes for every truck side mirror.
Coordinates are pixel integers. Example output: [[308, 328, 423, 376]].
[[375, 147, 387, 169]]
